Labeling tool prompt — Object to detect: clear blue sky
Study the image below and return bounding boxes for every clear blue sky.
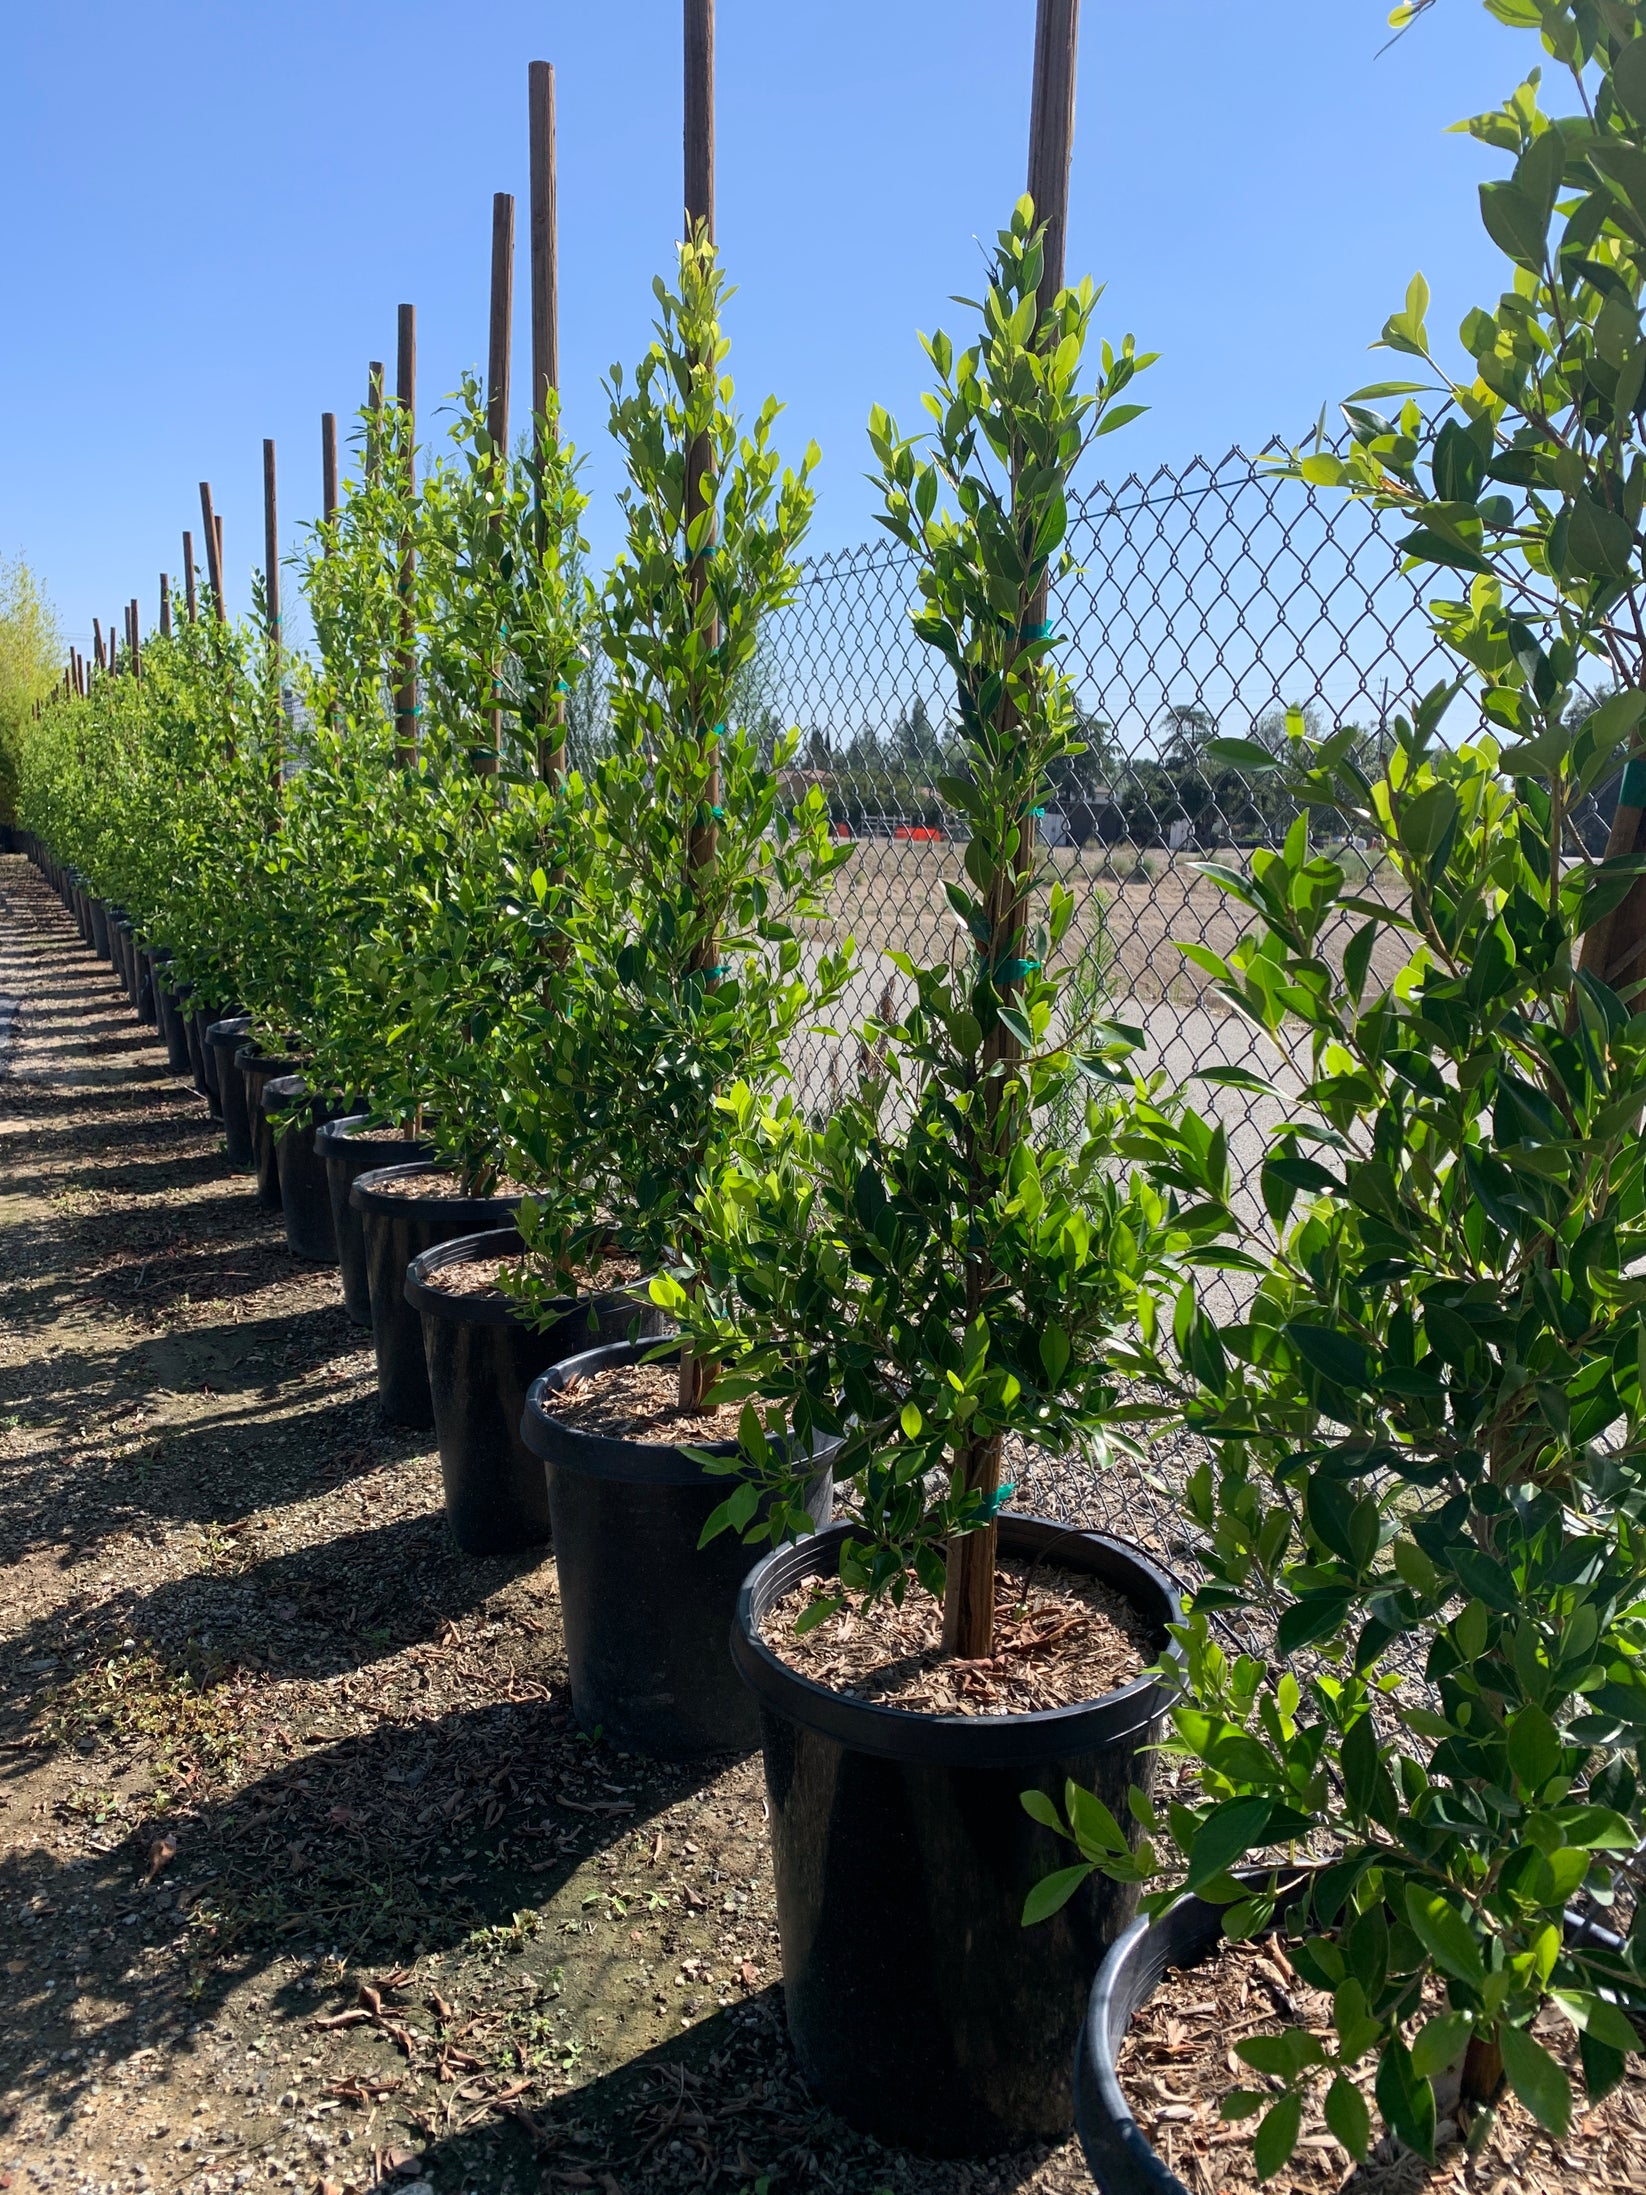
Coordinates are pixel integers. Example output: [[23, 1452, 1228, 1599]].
[[1, 0, 1529, 651]]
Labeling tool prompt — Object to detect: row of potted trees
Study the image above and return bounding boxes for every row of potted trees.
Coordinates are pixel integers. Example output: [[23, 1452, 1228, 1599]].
[[18, 3, 1646, 2177]]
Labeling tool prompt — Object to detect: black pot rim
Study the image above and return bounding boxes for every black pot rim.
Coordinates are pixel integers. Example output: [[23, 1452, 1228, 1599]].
[[522, 1336, 759, 1484], [405, 1226, 652, 1331], [1076, 1872, 1313, 2195], [204, 1015, 253, 1045], [1075, 1870, 1627, 2195], [348, 1160, 520, 1226], [315, 1112, 424, 1145], [234, 1045, 305, 1080], [732, 1514, 1184, 1769]]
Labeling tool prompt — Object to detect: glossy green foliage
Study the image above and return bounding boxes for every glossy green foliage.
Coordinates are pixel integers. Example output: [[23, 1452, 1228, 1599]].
[[652, 205, 1196, 1593], [1038, 7, 1646, 2170], [501, 236, 850, 1276]]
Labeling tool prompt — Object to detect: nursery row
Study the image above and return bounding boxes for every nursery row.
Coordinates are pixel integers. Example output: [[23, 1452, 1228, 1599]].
[[15, 0, 1646, 2186]]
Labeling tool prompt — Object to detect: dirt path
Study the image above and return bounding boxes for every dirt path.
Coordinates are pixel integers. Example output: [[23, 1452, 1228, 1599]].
[[0, 856, 1092, 2195]]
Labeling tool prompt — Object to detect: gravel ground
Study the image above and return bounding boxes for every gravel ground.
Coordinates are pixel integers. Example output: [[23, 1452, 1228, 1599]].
[[0, 855, 1098, 2195]]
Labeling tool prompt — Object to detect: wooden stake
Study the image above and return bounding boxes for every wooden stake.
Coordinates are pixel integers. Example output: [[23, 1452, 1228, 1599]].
[[263, 439, 281, 660], [684, 0, 715, 241], [366, 360, 385, 485], [183, 532, 198, 624], [528, 61, 559, 429], [322, 412, 339, 526], [487, 193, 515, 460], [943, 0, 1083, 1663], [1025, 0, 1078, 310], [93, 618, 104, 672], [264, 438, 283, 791], [200, 483, 225, 620], [214, 513, 224, 590], [481, 192, 516, 776], [528, 60, 566, 785], [393, 304, 418, 766], [159, 576, 171, 638], [129, 599, 142, 683], [678, 0, 722, 1410]]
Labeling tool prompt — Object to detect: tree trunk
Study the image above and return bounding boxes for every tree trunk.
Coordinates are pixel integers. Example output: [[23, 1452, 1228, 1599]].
[[942, 1433, 1004, 1656]]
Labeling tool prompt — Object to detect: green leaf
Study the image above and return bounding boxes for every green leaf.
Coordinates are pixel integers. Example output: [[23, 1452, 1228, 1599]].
[[1375, 2033, 1436, 2162], [1411, 2008, 1474, 2079], [1323, 2073, 1371, 2160], [1020, 1862, 1094, 1926], [1478, 180, 1549, 268], [1507, 1701, 1561, 1794], [1186, 1796, 1273, 1892], [1019, 1787, 1064, 1833], [1253, 2091, 1303, 2181], [1404, 1885, 1485, 1984], [1397, 783, 1460, 859], [1286, 1322, 1375, 1389], [1499, 2021, 1572, 2136], [1204, 737, 1281, 770]]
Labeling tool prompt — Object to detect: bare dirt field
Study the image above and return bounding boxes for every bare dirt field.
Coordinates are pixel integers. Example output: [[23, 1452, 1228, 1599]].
[[0, 854, 1106, 2195]]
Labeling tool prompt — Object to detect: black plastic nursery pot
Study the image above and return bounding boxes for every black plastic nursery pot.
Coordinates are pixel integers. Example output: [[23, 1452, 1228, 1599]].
[[264, 1075, 345, 1264], [406, 1229, 668, 1558], [89, 898, 110, 960], [135, 947, 157, 1026], [155, 978, 193, 1076], [237, 1046, 304, 1209], [206, 1018, 254, 1162], [111, 917, 135, 1001], [732, 1516, 1182, 2158], [184, 1008, 216, 1104], [1074, 1876, 1311, 2195], [521, 1340, 836, 1761], [316, 1118, 437, 1328], [352, 1164, 519, 1426]]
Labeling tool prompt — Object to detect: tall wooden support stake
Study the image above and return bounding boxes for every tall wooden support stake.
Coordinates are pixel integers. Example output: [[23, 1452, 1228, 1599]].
[[684, 0, 715, 241], [93, 618, 105, 672], [183, 532, 198, 624], [393, 304, 419, 767], [529, 63, 559, 423], [200, 483, 225, 620], [214, 513, 224, 589], [159, 576, 171, 638], [479, 191, 516, 776], [1026, 0, 1078, 310], [366, 361, 385, 485], [943, 0, 1082, 1662], [129, 599, 142, 683], [683, 0, 719, 966], [528, 59, 564, 785], [263, 440, 282, 658], [487, 193, 515, 460], [322, 412, 339, 526], [677, 0, 722, 1407], [263, 438, 283, 790]]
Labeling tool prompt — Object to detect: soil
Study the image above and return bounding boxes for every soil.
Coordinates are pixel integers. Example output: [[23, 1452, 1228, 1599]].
[[339, 1124, 422, 1144], [433, 1255, 641, 1305], [368, 1172, 523, 1204], [761, 1559, 1156, 1714], [541, 1364, 740, 1447], [1117, 1935, 1646, 2194], [0, 857, 1103, 2194]]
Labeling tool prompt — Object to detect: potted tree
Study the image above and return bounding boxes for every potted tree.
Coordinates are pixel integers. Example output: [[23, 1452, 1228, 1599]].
[[657, 202, 1204, 2153], [511, 228, 851, 1757], [1058, 8, 1646, 2182]]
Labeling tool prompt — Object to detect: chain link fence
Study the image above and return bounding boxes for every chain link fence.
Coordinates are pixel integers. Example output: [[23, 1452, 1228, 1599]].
[[764, 436, 1450, 1546]]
